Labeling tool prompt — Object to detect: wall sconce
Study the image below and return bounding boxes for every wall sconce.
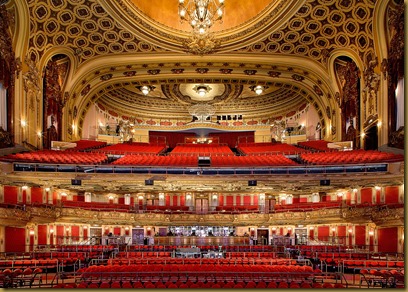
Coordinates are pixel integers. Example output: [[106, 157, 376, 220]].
[[108, 195, 114, 200], [271, 227, 276, 231], [309, 226, 314, 230], [331, 227, 336, 232], [287, 227, 292, 231], [21, 120, 27, 127], [60, 192, 67, 197], [212, 194, 218, 200], [37, 131, 42, 138], [29, 229, 35, 235], [45, 187, 50, 192], [22, 185, 28, 190], [369, 229, 374, 236], [138, 195, 144, 200], [337, 192, 343, 197], [49, 228, 54, 234], [125, 227, 129, 231], [348, 228, 353, 233], [374, 186, 381, 190], [83, 226, 88, 229]]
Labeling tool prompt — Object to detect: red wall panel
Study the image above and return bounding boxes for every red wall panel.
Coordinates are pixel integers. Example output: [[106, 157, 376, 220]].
[[235, 196, 241, 205], [172, 195, 178, 206], [360, 188, 372, 204], [31, 187, 43, 204], [114, 227, 121, 235], [118, 197, 124, 204], [355, 225, 366, 246], [377, 227, 398, 253], [385, 186, 399, 204], [5, 227, 25, 252], [226, 195, 233, 206], [180, 195, 185, 206], [337, 226, 346, 237], [71, 226, 79, 237], [56, 225, 64, 238], [318, 226, 329, 240], [165, 195, 170, 206], [218, 195, 224, 206], [37, 225, 47, 245], [243, 196, 251, 205], [4, 186, 18, 204], [208, 131, 254, 148], [253, 195, 258, 205]]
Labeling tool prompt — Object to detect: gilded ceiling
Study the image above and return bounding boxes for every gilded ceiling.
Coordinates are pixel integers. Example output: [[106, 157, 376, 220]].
[[21, 0, 379, 130]]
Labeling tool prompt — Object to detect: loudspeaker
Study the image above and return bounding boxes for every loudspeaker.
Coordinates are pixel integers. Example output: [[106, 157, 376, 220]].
[[71, 179, 82, 186], [145, 179, 154, 186], [320, 179, 330, 186], [248, 180, 257, 186]]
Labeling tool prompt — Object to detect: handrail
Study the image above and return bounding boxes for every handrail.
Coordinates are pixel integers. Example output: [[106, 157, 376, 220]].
[[12, 161, 391, 175]]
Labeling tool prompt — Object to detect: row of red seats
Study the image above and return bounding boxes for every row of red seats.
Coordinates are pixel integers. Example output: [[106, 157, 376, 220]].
[[300, 149, 404, 165], [274, 201, 341, 212], [297, 140, 333, 151], [94, 142, 167, 155], [171, 144, 233, 155], [211, 155, 297, 166], [145, 205, 190, 211], [56, 280, 342, 289], [237, 143, 308, 155], [62, 200, 132, 211], [56, 245, 116, 252], [216, 205, 259, 212], [0, 150, 107, 164], [112, 155, 197, 166], [67, 140, 107, 151], [80, 263, 315, 274], [343, 260, 404, 269], [108, 257, 286, 266]]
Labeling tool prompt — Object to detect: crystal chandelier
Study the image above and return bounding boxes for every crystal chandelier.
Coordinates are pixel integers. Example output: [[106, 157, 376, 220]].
[[188, 103, 216, 122], [178, 0, 225, 35]]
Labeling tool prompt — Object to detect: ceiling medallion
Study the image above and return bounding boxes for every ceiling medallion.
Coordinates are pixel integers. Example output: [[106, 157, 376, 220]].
[[183, 32, 221, 55], [192, 84, 212, 97]]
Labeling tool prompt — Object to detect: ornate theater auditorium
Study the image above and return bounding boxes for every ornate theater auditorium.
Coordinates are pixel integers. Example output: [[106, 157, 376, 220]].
[[0, 0, 405, 289]]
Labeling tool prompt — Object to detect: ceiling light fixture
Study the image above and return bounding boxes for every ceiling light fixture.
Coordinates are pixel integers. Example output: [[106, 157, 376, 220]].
[[250, 85, 268, 95], [193, 84, 212, 97], [136, 85, 155, 96], [179, 0, 224, 35]]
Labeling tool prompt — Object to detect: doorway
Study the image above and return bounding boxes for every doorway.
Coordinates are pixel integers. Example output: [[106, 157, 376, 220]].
[[195, 199, 209, 214], [294, 228, 308, 245], [364, 124, 378, 150], [257, 229, 269, 245], [132, 228, 144, 245], [89, 227, 102, 245]]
